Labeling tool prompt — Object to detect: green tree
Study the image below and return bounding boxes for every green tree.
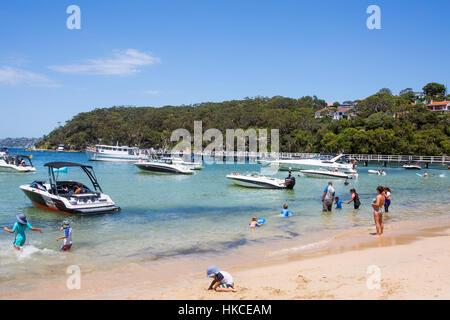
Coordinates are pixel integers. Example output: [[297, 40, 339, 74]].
[[423, 82, 446, 102]]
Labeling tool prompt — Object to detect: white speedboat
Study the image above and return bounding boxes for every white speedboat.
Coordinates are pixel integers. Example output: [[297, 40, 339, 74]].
[[299, 169, 354, 179], [368, 169, 386, 175], [135, 159, 194, 174], [160, 157, 203, 170], [403, 163, 421, 170], [0, 154, 36, 173], [226, 173, 296, 189], [20, 162, 120, 214], [56, 145, 65, 152], [86, 144, 147, 162], [270, 154, 356, 173]]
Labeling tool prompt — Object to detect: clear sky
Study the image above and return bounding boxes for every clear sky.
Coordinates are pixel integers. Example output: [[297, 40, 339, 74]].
[[0, 0, 449, 138]]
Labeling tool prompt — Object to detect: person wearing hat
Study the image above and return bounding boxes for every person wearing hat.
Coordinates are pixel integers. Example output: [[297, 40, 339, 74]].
[[206, 266, 236, 292], [56, 220, 73, 251], [3, 213, 42, 250]]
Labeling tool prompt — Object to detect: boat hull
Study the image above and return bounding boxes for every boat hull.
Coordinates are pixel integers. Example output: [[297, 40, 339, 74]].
[[403, 166, 421, 170], [0, 165, 36, 173], [226, 175, 291, 189], [86, 151, 146, 162], [271, 160, 355, 173], [135, 163, 193, 174], [300, 170, 351, 179]]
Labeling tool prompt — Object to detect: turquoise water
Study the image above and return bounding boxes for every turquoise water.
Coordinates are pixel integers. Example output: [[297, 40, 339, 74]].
[[0, 150, 449, 287]]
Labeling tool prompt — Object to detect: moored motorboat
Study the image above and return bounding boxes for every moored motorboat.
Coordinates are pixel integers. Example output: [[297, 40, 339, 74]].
[[20, 162, 120, 214], [299, 168, 354, 179], [368, 169, 386, 175], [56, 145, 65, 152], [160, 157, 203, 170], [226, 173, 296, 189], [86, 144, 147, 162], [135, 159, 194, 174], [403, 163, 421, 170], [0, 154, 36, 173], [270, 154, 356, 173]]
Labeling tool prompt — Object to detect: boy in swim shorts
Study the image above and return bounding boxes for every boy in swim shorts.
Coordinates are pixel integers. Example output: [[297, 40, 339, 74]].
[[335, 197, 343, 209], [206, 266, 236, 292], [281, 204, 293, 217], [56, 220, 73, 251], [3, 213, 42, 250]]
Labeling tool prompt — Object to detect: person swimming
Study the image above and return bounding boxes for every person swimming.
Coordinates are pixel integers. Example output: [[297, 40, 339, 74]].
[[249, 216, 264, 228], [281, 204, 293, 217]]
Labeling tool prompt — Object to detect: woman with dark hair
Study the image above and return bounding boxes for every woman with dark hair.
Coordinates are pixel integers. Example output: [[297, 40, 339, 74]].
[[372, 186, 386, 236], [345, 188, 360, 209]]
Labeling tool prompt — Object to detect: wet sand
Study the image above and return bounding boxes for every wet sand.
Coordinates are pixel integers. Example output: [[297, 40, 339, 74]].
[[1, 217, 450, 300]]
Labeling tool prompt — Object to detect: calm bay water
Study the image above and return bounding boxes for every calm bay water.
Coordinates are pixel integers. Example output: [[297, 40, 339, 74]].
[[0, 150, 449, 287]]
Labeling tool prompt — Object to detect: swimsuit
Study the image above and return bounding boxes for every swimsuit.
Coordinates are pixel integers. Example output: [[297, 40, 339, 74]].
[[281, 209, 293, 217], [61, 227, 73, 250], [12, 222, 32, 246]]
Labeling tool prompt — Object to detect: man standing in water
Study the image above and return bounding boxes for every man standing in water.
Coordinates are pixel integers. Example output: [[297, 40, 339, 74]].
[[322, 182, 335, 212], [372, 186, 386, 236]]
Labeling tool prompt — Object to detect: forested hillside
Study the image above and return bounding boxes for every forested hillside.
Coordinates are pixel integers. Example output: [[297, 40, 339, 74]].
[[37, 83, 450, 155]]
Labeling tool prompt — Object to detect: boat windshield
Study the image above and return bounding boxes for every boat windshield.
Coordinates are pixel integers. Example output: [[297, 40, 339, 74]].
[[5, 155, 33, 167], [46, 163, 103, 195]]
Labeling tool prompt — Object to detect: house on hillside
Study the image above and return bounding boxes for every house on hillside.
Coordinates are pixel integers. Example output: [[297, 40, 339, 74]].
[[427, 101, 450, 114], [333, 106, 354, 120], [315, 107, 333, 118]]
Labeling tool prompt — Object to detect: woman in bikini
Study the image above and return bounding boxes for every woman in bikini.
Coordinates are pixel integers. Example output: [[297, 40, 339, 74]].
[[372, 186, 385, 236]]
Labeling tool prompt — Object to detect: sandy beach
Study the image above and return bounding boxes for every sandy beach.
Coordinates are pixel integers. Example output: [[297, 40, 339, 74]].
[[2, 216, 450, 300]]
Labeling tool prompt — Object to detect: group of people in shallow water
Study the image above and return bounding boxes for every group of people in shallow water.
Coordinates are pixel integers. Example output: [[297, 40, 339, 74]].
[[321, 181, 392, 237], [4, 175, 393, 295], [232, 181, 393, 293], [249, 181, 393, 239]]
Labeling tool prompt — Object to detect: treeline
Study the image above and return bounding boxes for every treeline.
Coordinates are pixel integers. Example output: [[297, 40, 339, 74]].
[[37, 83, 450, 155]]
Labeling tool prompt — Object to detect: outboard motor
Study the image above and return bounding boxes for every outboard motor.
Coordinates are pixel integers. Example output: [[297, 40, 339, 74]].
[[284, 176, 296, 189]]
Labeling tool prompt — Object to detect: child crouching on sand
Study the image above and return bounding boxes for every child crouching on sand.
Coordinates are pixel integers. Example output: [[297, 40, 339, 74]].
[[207, 266, 236, 292]]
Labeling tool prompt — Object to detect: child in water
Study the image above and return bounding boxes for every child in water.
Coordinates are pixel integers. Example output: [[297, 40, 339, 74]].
[[335, 197, 344, 209], [206, 266, 236, 292], [56, 220, 73, 251], [3, 213, 42, 250], [249, 216, 263, 228], [281, 204, 293, 217]]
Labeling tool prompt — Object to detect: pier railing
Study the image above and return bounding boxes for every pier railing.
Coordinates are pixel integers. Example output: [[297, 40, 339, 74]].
[[176, 151, 450, 164]]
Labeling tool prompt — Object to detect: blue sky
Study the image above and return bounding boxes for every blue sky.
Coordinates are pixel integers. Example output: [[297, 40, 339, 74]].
[[0, 0, 449, 137]]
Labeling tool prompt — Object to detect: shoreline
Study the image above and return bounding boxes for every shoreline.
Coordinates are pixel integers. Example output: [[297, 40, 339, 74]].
[[1, 215, 450, 299]]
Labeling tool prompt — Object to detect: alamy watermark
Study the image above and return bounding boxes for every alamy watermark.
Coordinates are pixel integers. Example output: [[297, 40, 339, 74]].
[[366, 265, 381, 290], [66, 5, 81, 30], [66, 265, 81, 290], [366, 5, 381, 30], [170, 121, 280, 165]]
